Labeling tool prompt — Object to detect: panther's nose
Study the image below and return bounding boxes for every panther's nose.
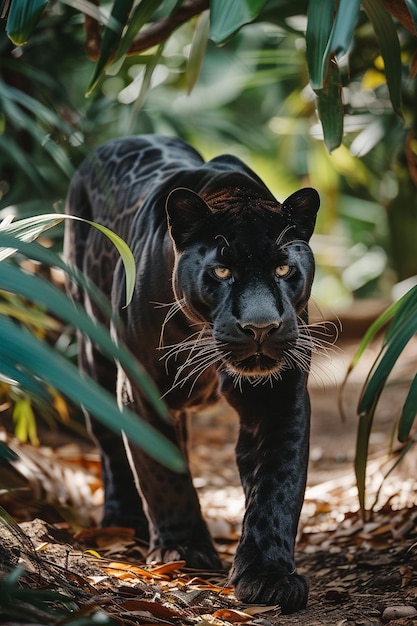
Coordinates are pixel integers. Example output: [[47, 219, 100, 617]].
[[238, 321, 281, 344]]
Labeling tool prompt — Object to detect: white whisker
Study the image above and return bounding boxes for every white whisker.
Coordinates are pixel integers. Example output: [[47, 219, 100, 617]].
[[156, 298, 187, 348]]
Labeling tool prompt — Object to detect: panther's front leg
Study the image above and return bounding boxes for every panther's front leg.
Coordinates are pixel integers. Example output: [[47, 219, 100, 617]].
[[119, 377, 222, 571], [221, 371, 310, 614]]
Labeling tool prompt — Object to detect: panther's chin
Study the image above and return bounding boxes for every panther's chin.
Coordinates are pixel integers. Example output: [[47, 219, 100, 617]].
[[228, 354, 284, 377]]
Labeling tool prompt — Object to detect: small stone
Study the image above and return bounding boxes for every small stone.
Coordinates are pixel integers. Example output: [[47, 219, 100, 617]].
[[382, 605, 417, 622]]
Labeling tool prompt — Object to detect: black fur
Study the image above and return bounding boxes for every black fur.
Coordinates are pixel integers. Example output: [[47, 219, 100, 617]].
[[64, 135, 320, 614]]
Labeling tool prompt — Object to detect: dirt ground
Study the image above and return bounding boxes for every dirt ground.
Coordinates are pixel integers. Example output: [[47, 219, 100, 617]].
[[1, 301, 417, 625]]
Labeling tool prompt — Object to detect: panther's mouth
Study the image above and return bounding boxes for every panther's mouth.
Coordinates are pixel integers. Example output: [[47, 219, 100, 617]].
[[229, 353, 284, 376]]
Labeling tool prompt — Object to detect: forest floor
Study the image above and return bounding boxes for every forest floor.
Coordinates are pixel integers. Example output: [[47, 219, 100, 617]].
[[1, 301, 417, 626]]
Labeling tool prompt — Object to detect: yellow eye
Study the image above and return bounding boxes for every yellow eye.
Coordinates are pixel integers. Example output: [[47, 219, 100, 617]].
[[213, 266, 232, 280], [275, 264, 291, 277]]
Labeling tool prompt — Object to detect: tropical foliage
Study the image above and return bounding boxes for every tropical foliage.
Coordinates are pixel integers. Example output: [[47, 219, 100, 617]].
[[3, 0, 417, 151], [0, 215, 184, 472], [1, 0, 417, 512], [341, 285, 417, 517]]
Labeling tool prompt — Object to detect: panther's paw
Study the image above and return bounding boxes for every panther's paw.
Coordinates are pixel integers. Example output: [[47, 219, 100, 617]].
[[233, 571, 308, 614], [148, 543, 223, 571]]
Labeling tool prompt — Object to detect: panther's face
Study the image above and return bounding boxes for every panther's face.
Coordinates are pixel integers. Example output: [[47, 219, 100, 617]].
[[166, 180, 320, 383]]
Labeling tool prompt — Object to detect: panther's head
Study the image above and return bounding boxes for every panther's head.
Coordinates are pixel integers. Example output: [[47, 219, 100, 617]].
[[165, 175, 320, 383]]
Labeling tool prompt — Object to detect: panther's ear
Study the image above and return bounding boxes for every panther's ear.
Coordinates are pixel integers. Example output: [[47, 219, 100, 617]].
[[166, 187, 212, 250], [280, 187, 320, 242]]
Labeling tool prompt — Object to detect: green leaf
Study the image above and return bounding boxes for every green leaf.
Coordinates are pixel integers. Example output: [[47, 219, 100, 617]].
[[0, 442, 18, 462], [344, 287, 416, 377], [358, 309, 417, 415], [327, 0, 361, 59], [87, 0, 164, 96], [129, 43, 165, 125], [369, 437, 416, 512], [0, 360, 51, 399], [12, 397, 39, 445], [315, 57, 344, 152], [0, 260, 166, 422], [362, 0, 403, 117], [384, 285, 417, 343], [398, 373, 417, 442], [210, 0, 268, 44], [0, 315, 185, 472], [186, 9, 210, 94], [6, 0, 48, 45], [0, 214, 136, 307], [115, 0, 163, 61], [306, 0, 335, 89], [355, 395, 378, 517], [87, 0, 135, 95]]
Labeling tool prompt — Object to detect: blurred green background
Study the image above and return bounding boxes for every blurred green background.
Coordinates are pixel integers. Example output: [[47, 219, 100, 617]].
[[2, 0, 417, 314]]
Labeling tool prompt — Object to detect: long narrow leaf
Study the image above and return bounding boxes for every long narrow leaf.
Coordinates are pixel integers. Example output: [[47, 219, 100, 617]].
[[112, 0, 163, 63], [0, 233, 114, 325], [0, 360, 50, 399], [398, 372, 417, 442], [341, 287, 416, 381], [362, 0, 403, 117], [306, 0, 335, 89], [6, 0, 48, 45], [370, 437, 417, 512], [87, 0, 135, 95], [358, 310, 417, 414], [327, 0, 361, 59], [210, 0, 268, 44], [0, 443, 18, 462], [315, 57, 344, 152], [0, 315, 184, 472], [355, 396, 378, 517], [0, 215, 136, 307], [186, 9, 210, 94], [384, 285, 417, 343], [0, 137, 46, 191], [0, 261, 167, 422]]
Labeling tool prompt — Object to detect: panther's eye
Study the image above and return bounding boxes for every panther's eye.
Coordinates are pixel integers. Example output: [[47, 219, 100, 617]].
[[275, 264, 291, 277], [213, 266, 232, 280]]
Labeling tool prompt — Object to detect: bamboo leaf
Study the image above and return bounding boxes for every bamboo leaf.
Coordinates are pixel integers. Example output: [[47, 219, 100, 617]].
[[362, 0, 403, 117], [315, 57, 344, 152], [6, 0, 48, 45], [186, 9, 210, 94], [210, 0, 268, 44], [0, 315, 185, 472], [398, 372, 417, 442], [306, 0, 335, 89]]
